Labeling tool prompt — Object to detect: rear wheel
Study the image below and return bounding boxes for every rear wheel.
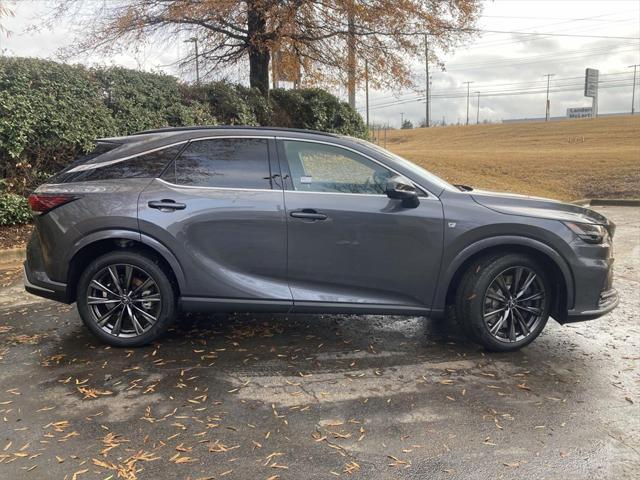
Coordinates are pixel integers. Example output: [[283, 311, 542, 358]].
[[76, 251, 176, 347], [456, 253, 551, 352]]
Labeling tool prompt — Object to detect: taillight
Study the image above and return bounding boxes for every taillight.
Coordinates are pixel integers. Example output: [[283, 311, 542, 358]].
[[28, 194, 79, 214]]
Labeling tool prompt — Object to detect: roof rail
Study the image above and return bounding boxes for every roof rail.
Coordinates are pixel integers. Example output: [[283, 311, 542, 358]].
[[132, 125, 340, 137]]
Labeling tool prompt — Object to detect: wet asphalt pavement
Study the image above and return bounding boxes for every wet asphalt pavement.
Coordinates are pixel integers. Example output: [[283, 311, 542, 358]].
[[0, 206, 638, 480]]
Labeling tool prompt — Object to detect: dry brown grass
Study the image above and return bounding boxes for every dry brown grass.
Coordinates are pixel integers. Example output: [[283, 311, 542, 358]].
[[383, 115, 640, 201]]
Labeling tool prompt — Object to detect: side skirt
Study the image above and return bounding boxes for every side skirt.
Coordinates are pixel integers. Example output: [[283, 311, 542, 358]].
[[179, 297, 431, 316]]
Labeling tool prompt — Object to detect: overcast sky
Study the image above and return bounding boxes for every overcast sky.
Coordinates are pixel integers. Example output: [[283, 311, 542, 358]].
[[1, 0, 639, 128]]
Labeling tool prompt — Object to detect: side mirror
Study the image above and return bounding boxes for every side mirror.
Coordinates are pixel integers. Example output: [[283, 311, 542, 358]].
[[385, 176, 420, 208]]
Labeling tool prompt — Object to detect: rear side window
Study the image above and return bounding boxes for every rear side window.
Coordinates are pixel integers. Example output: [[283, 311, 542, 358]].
[[162, 138, 271, 189], [50, 144, 184, 183]]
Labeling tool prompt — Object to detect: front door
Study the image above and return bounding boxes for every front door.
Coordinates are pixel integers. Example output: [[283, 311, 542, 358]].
[[277, 139, 444, 313], [138, 136, 292, 309]]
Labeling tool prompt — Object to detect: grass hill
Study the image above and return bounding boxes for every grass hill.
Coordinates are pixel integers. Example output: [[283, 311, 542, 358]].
[[383, 115, 640, 201]]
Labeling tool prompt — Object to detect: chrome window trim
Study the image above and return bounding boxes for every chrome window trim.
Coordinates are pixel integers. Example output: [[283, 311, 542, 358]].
[[284, 190, 388, 198], [275, 136, 438, 198], [67, 140, 190, 173], [156, 177, 278, 193], [67, 135, 275, 174]]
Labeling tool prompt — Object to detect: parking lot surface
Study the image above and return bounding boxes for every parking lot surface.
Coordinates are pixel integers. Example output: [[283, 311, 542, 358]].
[[0, 206, 638, 480]]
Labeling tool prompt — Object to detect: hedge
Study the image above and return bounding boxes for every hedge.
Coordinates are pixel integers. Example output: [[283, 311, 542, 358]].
[[0, 192, 31, 226], [0, 56, 366, 206]]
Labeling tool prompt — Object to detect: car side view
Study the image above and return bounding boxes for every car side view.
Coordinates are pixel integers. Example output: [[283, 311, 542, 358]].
[[23, 127, 618, 351]]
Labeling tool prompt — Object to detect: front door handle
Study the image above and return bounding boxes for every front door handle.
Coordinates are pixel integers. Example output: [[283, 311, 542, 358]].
[[290, 209, 328, 221], [148, 199, 186, 211]]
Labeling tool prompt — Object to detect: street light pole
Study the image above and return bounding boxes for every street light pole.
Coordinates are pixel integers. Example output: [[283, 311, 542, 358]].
[[184, 37, 200, 85], [475, 91, 480, 124], [544, 73, 554, 121], [629, 64, 639, 115], [463, 81, 473, 125]]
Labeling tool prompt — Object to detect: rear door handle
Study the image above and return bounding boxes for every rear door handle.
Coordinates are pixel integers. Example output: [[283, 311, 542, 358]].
[[148, 199, 186, 211], [290, 209, 328, 221]]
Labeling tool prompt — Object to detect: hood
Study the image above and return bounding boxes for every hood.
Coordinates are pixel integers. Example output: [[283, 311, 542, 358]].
[[469, 189, 614, 235]]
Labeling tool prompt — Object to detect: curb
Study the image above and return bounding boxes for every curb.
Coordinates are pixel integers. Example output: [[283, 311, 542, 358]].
[[572, 199, 640, 207], [0, 246, 25, 266]]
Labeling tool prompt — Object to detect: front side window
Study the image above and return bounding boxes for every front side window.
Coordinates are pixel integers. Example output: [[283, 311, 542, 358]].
[[163, 138, 271, 189], [282, 141, 393, 194]]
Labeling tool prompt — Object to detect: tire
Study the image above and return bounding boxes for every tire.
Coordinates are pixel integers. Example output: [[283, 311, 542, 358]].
[[455, 253, 551, 352], [76, 250, 176, 347]]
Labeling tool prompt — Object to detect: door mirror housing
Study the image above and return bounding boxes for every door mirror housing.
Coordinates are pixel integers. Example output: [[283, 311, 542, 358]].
[[385, 176, 420, 208]]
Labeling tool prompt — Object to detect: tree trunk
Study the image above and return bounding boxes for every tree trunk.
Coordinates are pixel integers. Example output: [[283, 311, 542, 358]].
[[247, 0, 270, 95]]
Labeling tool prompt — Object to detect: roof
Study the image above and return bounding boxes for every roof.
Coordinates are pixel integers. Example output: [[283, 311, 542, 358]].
[[131, 125, 340, 138]]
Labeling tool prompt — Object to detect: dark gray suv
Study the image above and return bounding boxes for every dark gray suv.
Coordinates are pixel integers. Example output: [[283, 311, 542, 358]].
[[23, 127, 618, 351]]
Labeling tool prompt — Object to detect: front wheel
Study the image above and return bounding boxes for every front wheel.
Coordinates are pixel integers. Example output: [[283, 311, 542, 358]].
[[456, 253, 551, 352], [76, 250, 176, 347]]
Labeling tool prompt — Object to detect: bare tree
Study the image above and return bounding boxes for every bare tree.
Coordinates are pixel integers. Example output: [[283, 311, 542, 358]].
[[0, 0, 13, 38], [49, 0, 481, 95]]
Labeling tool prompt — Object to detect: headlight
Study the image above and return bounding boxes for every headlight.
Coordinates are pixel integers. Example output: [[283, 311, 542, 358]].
[[564, 221, 607, 244]]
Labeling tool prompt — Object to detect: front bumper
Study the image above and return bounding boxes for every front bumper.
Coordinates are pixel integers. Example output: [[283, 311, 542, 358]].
[[563, 287, 619, 322], [23, 263, 70, 303]]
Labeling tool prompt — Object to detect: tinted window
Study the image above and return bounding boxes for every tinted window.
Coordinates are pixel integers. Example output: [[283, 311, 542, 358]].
[[282, 141, 393, 194], [50, 145, 183, 183], [164, 138, 271, 189]]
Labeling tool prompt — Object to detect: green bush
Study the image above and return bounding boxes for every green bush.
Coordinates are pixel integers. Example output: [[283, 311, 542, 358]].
[[0, 57, 115, 193], [270, 88, 367, 138], [0, 193, 31, 226], [186, 81, 260, 126], [94, 67, 215, 135], [0, 56, 366, 201]]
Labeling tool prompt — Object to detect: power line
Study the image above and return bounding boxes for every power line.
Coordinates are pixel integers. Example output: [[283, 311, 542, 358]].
[[480, 14, 634, 22], [363, 82, 635, 111], [469, 11, 638, 49], [461, 28, 639, 40], [358, 73, 635, 110], [444, 47, 639, 72]]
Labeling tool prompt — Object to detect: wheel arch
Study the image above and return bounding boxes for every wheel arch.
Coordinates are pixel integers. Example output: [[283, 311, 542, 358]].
[[65, 230, 186, 302], [436, 236, 573, 320]]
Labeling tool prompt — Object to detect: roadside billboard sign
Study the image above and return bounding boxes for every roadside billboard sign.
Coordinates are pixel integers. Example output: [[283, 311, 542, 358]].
[[567, 107, 593, 118], [585, 68, 599, 98]]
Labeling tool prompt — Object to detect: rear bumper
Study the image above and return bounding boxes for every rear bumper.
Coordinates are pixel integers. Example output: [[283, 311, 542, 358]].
[[23, 263, 70, 303], [562, 288, 619, 323]]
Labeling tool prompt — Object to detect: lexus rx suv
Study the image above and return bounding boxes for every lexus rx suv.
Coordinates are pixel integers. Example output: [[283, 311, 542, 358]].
[[23, 127, 618, 351]]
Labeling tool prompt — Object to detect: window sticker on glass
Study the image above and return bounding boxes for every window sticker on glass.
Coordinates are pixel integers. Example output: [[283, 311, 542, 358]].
[[300, 176, 313, 184]]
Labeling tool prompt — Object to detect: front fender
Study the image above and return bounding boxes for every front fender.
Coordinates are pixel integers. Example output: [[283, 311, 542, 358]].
[[432, 235, 575, 314]]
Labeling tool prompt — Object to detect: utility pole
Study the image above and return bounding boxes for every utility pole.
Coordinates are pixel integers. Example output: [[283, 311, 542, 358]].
[[463, 81, 473, 125], [475, 91, 481, 124], [184, 37, 200, 85], [400, 112, 404, 128], [347, 4, 356, 108], [424, 33, 430, 128], [384, 123, 388, 148], [365, 59, 370, 128], [544, 73, 554, 121], [629, 64, 639, 114]]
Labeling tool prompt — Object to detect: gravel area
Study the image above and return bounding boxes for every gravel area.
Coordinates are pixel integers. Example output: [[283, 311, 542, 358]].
[[0, 206, 637, 479]]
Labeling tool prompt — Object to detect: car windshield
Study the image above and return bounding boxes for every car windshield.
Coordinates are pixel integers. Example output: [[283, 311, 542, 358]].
[[351, 138, 458, 192]]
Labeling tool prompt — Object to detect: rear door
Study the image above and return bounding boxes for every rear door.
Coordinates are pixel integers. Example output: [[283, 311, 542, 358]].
[[277, 138, 444, 312], [138, 136, 292, 309]]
